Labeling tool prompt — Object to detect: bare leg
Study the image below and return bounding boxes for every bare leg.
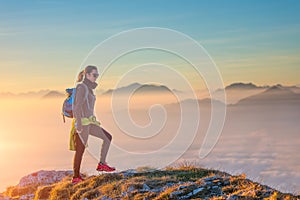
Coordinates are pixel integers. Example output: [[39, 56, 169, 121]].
[[89, 124, 112, 163], [73, 131, 85, 178]]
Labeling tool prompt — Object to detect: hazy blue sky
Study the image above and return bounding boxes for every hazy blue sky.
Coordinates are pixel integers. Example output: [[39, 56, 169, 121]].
[[0, 0, 300, 93]]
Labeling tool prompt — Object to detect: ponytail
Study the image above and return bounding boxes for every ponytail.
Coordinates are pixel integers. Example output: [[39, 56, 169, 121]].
[[76, 65, 98, 82], [77, 70, 85, 82]]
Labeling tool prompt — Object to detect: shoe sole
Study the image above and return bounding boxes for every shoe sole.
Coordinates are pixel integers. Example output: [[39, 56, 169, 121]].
[[96, 169, 116, 172]]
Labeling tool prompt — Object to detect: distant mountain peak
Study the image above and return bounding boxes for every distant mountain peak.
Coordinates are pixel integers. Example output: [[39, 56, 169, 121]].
[[102, 82, 172, 95], [41, 91, 65, 99], [235, 83, 299, 106], [262, 84, 295, 94], [267, 85, 284, 91], [130, 82, 142, 87], [225, 82, 259, 90]]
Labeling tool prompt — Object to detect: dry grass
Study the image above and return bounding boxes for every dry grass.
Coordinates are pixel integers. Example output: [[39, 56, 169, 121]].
[[2, 161, 299, 199]]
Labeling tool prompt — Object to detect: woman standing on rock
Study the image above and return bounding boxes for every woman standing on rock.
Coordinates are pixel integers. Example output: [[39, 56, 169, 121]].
[[70, 65, 115, 184]]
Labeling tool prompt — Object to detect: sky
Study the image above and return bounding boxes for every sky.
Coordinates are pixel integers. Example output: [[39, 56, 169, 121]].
[[0, 0, 300, 193], [0, 0, 300, 93]]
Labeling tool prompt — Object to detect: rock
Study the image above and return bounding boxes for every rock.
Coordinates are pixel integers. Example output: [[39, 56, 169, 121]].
[[227, 194, 239, 200], [127, 185, 135, 193], [212, 185, 219, 189], [121, 191, 127, 197], [205, 181, 213, 185], [100, 196, 113, 200], [204, 176, 217, 182], [223, 180, 230, 186], [177, 185, 188, 190], [192, 187, 204, 194], [179, 187, 204, 199], [262, 191, 273, 198], [142, 183, 151, 191], [166, 182, 175, 187], [170, 190, 185, 198], [120, 169, 137, 177], [150, 188, 163, 193], [18, 170, 73, 187]]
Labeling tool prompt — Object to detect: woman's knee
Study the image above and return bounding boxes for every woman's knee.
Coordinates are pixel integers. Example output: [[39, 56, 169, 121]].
[[102, 128, 112, 141], [89, 125, 112, 141]]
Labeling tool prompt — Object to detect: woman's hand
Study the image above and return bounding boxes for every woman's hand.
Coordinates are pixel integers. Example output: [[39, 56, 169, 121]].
[[76, 129, 83, 134]]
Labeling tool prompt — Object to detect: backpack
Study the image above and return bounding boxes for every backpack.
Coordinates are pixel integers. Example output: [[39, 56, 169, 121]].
[[61, 83, 88, 123]]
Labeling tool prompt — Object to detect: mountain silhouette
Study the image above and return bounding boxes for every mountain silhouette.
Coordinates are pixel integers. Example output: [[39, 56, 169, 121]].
[[102, 82, 173, 96], [41, 91, 65, 99], [235, 85, 300, 106], [224, 82, 266, 90], [0, 90, 51, 98]]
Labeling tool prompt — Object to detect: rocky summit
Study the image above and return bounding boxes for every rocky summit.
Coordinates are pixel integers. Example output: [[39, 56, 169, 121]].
[[0, 166, 299, 200]]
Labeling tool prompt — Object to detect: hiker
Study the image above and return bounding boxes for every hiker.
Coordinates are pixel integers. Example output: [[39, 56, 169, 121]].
[[71, 65, 115, 184]]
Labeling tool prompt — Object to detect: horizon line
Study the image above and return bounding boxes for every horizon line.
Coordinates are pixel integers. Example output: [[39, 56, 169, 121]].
[[1, 81, 300, 94]]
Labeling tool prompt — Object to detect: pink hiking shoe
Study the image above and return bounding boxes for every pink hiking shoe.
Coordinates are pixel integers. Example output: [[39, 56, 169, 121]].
[[71, 175, 84, 184], [96, 161, 116, 172]]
